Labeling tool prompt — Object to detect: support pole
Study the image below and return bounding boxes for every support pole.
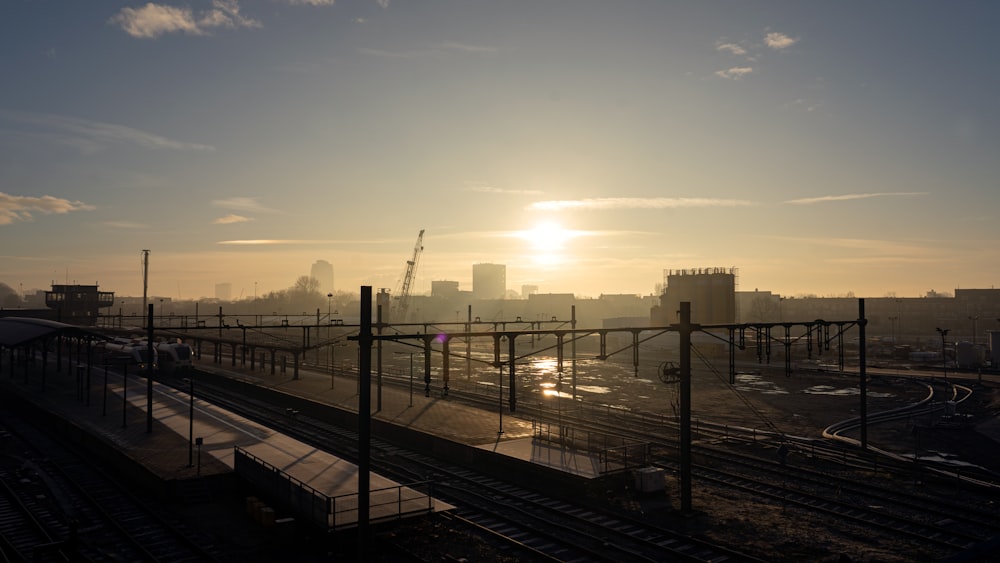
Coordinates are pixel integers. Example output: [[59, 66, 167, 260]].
[[508, 335, 517, 413], [376, 305, 383, 411], [357, 286, 372, 558], [679, 301, 693, 514], [146, 304, 154, 434], [858, 298, 868, 450], [571, 305, 577, 399]]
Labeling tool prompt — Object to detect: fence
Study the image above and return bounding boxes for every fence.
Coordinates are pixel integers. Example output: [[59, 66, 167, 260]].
[[234, 446, 434, 530]]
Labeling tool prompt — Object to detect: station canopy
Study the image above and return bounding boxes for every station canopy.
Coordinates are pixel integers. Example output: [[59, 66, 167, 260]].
[[0, 317, 105, 347]]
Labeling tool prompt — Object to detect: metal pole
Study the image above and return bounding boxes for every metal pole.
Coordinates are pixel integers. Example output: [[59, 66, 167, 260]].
[[376, 305, 383, 412], [102, 365, 108, 416], [859, 298, 868, 450], [357, 286, 373, 558], [498, 364, 504, 436], [146, 304, 154, 434], [409, 353, 413, 407], [188, 379, 194, 467], [679, 301, 692, 514], [121, 363, 127, 428]]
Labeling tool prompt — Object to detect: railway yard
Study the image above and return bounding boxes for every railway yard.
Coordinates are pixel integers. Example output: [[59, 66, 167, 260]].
[[2, 345, 1000, 562]]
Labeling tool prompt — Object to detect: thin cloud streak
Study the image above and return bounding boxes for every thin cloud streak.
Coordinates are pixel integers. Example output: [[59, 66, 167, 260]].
[[716, 43, 747, 56], [465, 185, 544, 195], [211, 197, 273, 213], [214, 214, 253, 225], [0, 110, 214, 152], [784, 192, 928, 205], [0, 192, 95, 225], [218, 237, 411, 245], [529, 197, 754, 211]]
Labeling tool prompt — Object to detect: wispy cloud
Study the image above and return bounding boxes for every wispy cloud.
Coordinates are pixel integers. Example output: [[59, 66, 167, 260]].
[[528, 197, 754, 211], [102, 221, 146, 229], [715, 67, 753, 80], [285, 0, 335, 5], [784, 192, 928, 205], [214, 214, 254, 224], [109, 0, 261, 39], [716, 42, 747, 56], [440, 41, 497, 54], [375, 0, 389, 8], [211, 197, 274, 213], [465, 185, 543, 195], [361, 41, 496, 60], [0, 110, 214, 152], [218, 238, 399, 245], [0, 192, 95, 226], [764, 32, 798, 50]]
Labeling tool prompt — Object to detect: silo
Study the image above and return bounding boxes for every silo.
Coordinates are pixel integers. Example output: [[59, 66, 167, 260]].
[[989, 331, 1000, 368], [956, 340, 985, 369]]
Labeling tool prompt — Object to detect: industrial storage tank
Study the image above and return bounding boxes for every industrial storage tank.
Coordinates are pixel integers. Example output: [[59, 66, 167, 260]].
[[955, 340, 985, 369], [989, 331, 1000, 368]]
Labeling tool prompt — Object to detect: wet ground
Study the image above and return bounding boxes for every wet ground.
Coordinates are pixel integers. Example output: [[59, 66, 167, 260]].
[[429, 344, 1000, 470]]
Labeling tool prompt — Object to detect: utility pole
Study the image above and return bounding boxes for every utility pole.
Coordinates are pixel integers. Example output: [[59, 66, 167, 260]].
[[678, 301, 693, 514], [141, 249, 150, 329]]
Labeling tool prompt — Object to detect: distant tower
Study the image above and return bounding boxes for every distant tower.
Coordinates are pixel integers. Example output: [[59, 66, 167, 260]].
[[431, 280, 460, 300], [311, 260, 334, 294], [472, 263, 506, 300], [521, 284, 539, 298], [652, 267, 737, 325], [215, 283, 232, 301]]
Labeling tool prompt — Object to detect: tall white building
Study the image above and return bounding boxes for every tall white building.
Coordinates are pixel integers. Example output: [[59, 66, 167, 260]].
[[310, 260, 334, 294], [215, 282, 232, 301], [472, 263, 506, 300]]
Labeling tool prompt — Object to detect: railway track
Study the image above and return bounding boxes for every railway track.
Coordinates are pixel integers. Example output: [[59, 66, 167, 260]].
[[191, 379, 767, 562], [414, 373, 1000, 559], [0, 408, 226, 563]]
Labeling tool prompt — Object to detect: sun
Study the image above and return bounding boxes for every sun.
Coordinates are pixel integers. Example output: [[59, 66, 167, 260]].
[[520, 221, 575, 252]]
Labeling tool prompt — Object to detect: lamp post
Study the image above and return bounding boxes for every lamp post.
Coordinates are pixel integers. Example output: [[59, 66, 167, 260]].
[[183, 378, 194, 467], [498, 363, 504, 437], [968, 315, 979, 344], [394, 351, 414, 407], [935, 328, 949, 381]]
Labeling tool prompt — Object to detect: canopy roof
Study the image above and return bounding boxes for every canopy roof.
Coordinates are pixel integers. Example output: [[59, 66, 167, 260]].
[[0, 317, 105, 347]]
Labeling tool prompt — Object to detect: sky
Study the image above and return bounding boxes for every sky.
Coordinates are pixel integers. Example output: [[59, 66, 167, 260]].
[[2, 1, 999, 302]]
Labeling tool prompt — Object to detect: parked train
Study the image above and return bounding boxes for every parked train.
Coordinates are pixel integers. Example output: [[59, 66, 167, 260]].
[[98, 338, 157, 371], [155, 339, 194, 375], [95, 337, 193, 375]]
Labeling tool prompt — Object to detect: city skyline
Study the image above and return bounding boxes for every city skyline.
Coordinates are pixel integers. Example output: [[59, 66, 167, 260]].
[[3, 2, 999, 300]]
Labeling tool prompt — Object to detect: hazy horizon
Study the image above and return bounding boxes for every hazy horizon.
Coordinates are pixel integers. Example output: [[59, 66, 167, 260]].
[[3, 2, 998, 301]]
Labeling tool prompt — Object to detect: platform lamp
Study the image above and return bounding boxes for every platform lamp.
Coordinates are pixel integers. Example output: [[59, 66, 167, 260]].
[[394, 351, 414, 407], [183, 377, 194, 467], [935, 328, 949, 381]]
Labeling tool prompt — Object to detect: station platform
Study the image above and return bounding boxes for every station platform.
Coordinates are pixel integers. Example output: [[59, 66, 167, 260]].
[[0, 361, 457, 529], [194, 358, 604, 479], [2, 354, 605, 529]]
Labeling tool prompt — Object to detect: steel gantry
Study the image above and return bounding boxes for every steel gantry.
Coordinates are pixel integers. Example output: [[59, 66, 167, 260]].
[[360, 297, 869, 515]]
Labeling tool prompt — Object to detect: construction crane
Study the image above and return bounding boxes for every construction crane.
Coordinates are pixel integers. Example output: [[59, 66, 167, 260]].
[[391, 229, 424, 322]]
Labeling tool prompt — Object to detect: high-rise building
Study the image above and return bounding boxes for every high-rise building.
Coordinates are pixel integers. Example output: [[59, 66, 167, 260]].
[[432, 280, 460, 300], [521, 284, 538, 298], [311, 260, 334, 294], [215, 283, 232, 301], [472, 263, 506, 300]]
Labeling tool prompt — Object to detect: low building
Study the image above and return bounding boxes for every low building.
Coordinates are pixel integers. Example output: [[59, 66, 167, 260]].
[[44, 284, 115, 326]]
